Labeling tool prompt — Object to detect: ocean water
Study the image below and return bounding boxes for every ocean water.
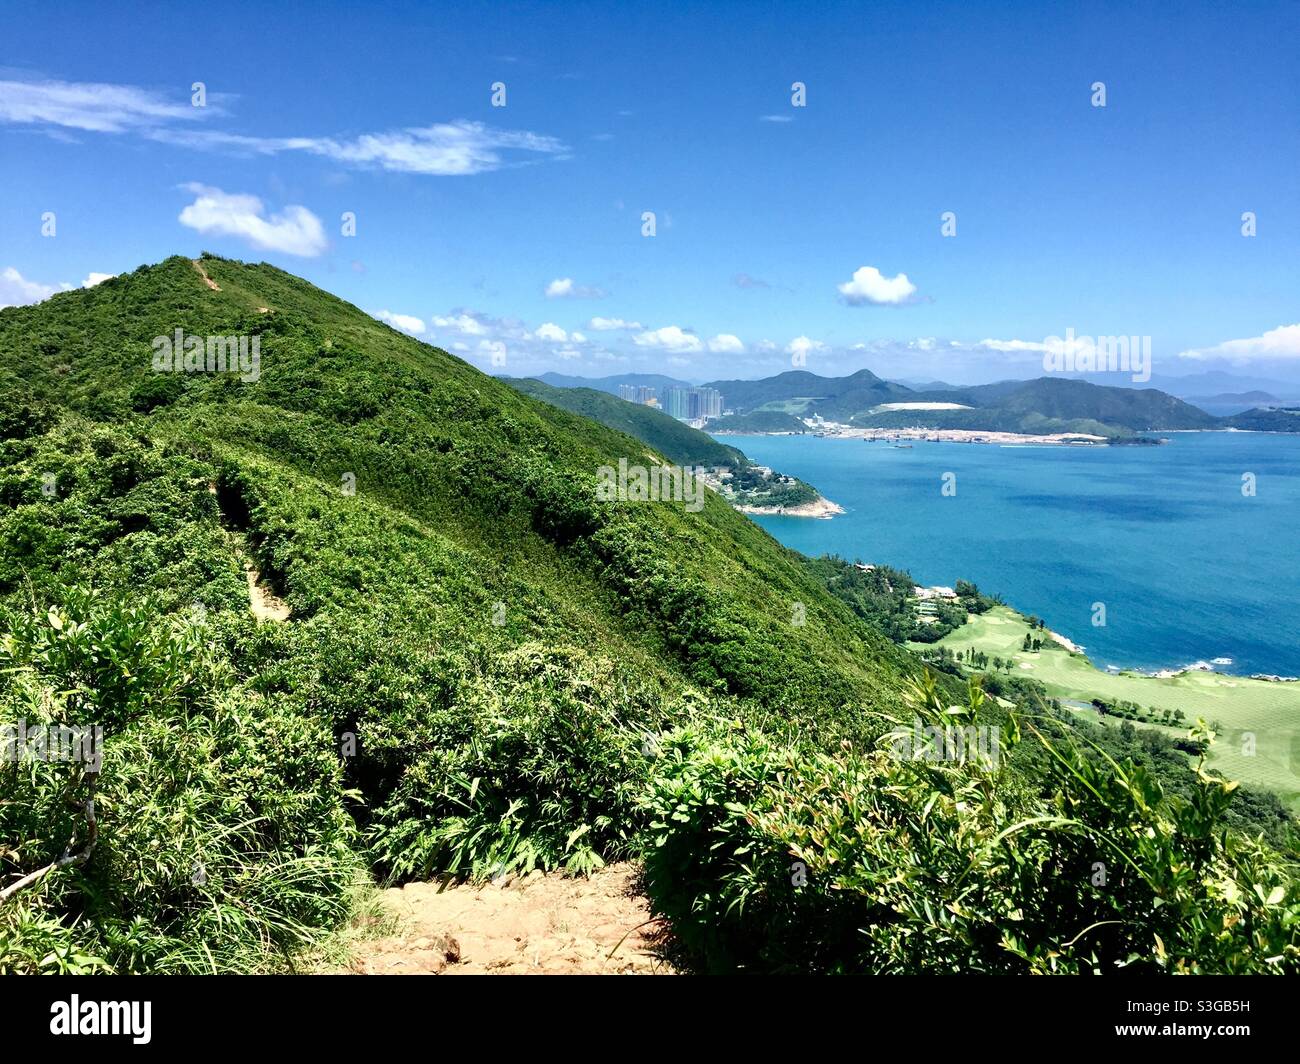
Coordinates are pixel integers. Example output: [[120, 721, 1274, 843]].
[[721, 432, 1300, 677]]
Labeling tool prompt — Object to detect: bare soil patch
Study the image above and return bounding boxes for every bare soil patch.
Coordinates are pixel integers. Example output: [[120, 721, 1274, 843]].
[[345, 863, 672, 975]]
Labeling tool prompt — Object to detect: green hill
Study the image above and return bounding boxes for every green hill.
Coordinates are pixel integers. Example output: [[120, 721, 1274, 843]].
[[0, 254, 912, 971], [1222, 407, 1300, 432], [506, 378, 745, 468], [705, 368, 910, 422], [965, 377, 1217, 430], [2, 255, 1295, 976], [708, 410, 809, 434]]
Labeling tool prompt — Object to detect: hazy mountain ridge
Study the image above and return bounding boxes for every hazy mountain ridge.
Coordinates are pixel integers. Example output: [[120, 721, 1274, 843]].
[[540, 366, 1300, 436]]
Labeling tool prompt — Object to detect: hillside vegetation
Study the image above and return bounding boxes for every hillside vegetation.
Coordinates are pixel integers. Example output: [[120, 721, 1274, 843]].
[[1, 255, 1296, 975], [708, 410, 809, 434], [506, 378, 745, 469]]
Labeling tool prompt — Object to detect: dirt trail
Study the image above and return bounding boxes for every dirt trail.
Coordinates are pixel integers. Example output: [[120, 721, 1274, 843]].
[[346, 863, 672, 975], [192, 259, 221, 290], [244, 563, 291, 621]]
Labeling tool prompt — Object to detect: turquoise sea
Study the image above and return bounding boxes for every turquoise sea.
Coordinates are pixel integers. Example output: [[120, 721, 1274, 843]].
[[721, 431, 1300, 677]]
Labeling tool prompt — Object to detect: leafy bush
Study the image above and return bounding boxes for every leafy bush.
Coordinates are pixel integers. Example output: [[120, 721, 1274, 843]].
[[0, 590, 360, 973], [642, 678, 1300, 973]]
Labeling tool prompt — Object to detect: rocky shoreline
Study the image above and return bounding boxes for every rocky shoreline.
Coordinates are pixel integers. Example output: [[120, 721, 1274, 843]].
[[733, 496, 845, 519]]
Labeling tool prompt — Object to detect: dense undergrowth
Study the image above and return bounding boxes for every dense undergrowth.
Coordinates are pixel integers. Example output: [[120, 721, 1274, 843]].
[[1, 255, 1296, 974]]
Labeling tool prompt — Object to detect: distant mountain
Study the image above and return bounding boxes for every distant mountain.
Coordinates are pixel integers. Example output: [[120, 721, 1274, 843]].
[[1221, 407, 1300, 432], [708, 410, 808, 434], [892, 378, 961, 391], [523, 366, 1295, 437], [962, 378, 1217, 431], [704, 368, 1221, 434], [1184, 390, 1281, 416], [507, 378, 744, 468], [703, 368, 912, 420], [1149, 370, 1300, 398], [529, 371, 693, 396], [1188, 391, 1279, 405]]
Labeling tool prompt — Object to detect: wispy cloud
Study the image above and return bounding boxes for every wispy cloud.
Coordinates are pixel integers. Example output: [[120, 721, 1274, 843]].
[[0, 77, 565, 177], [154, 121, 566, 176], [0, 77, 209, 132], [589, 316, 641, 331], [759, 114, 794, 123], [178, 184, 328, 257]]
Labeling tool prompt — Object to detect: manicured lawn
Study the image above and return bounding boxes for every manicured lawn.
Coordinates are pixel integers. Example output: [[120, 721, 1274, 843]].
[[914, 606, 1300, 810]]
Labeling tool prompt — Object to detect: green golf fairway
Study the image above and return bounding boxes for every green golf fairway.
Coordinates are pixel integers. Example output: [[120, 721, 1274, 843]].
[[916, 606, 1300, 811]]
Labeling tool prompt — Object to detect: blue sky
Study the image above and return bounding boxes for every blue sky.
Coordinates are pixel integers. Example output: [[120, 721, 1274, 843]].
[[2, 0, 1298, 385]]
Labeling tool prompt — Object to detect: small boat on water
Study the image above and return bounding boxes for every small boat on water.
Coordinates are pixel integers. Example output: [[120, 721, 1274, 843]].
[[893, 443, 913, 449]]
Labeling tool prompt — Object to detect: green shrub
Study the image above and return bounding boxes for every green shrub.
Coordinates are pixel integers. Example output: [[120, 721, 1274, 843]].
[[642, 678, 1300, 973], [0, 590, 360, 973]]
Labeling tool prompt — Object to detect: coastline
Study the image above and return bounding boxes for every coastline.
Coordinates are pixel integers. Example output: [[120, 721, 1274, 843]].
[[715, 425, 1113, 446], [1047, 628, 1084, 654], [1039, 622, 1293, 683], [733, 496, 845, 519]]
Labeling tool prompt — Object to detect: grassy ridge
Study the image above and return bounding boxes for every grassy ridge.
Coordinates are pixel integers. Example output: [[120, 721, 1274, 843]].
[[2, 254, 1297, 975], [0, 254, 913, 971]]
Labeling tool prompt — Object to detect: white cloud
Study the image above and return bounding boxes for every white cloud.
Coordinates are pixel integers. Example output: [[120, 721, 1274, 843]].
[[371, 309, 426, 335], [0, 266, 68, 308], [545, 277, 605, 299], [837, 266, 918, 306], [571, 331, 586, 343], [534, 322, 568, 342], [708, 333, 745, 354], [1177, 324, 1300, 363], [0, 78, 203, 133], [633, 325, 704, 353], [759, 114, 794, 123], [589, 316, 641, 331], [178, 184, 327, 257], [786, 336, 828, 360], [432, 312, 487, 335], [82, 272, 115, 288]]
